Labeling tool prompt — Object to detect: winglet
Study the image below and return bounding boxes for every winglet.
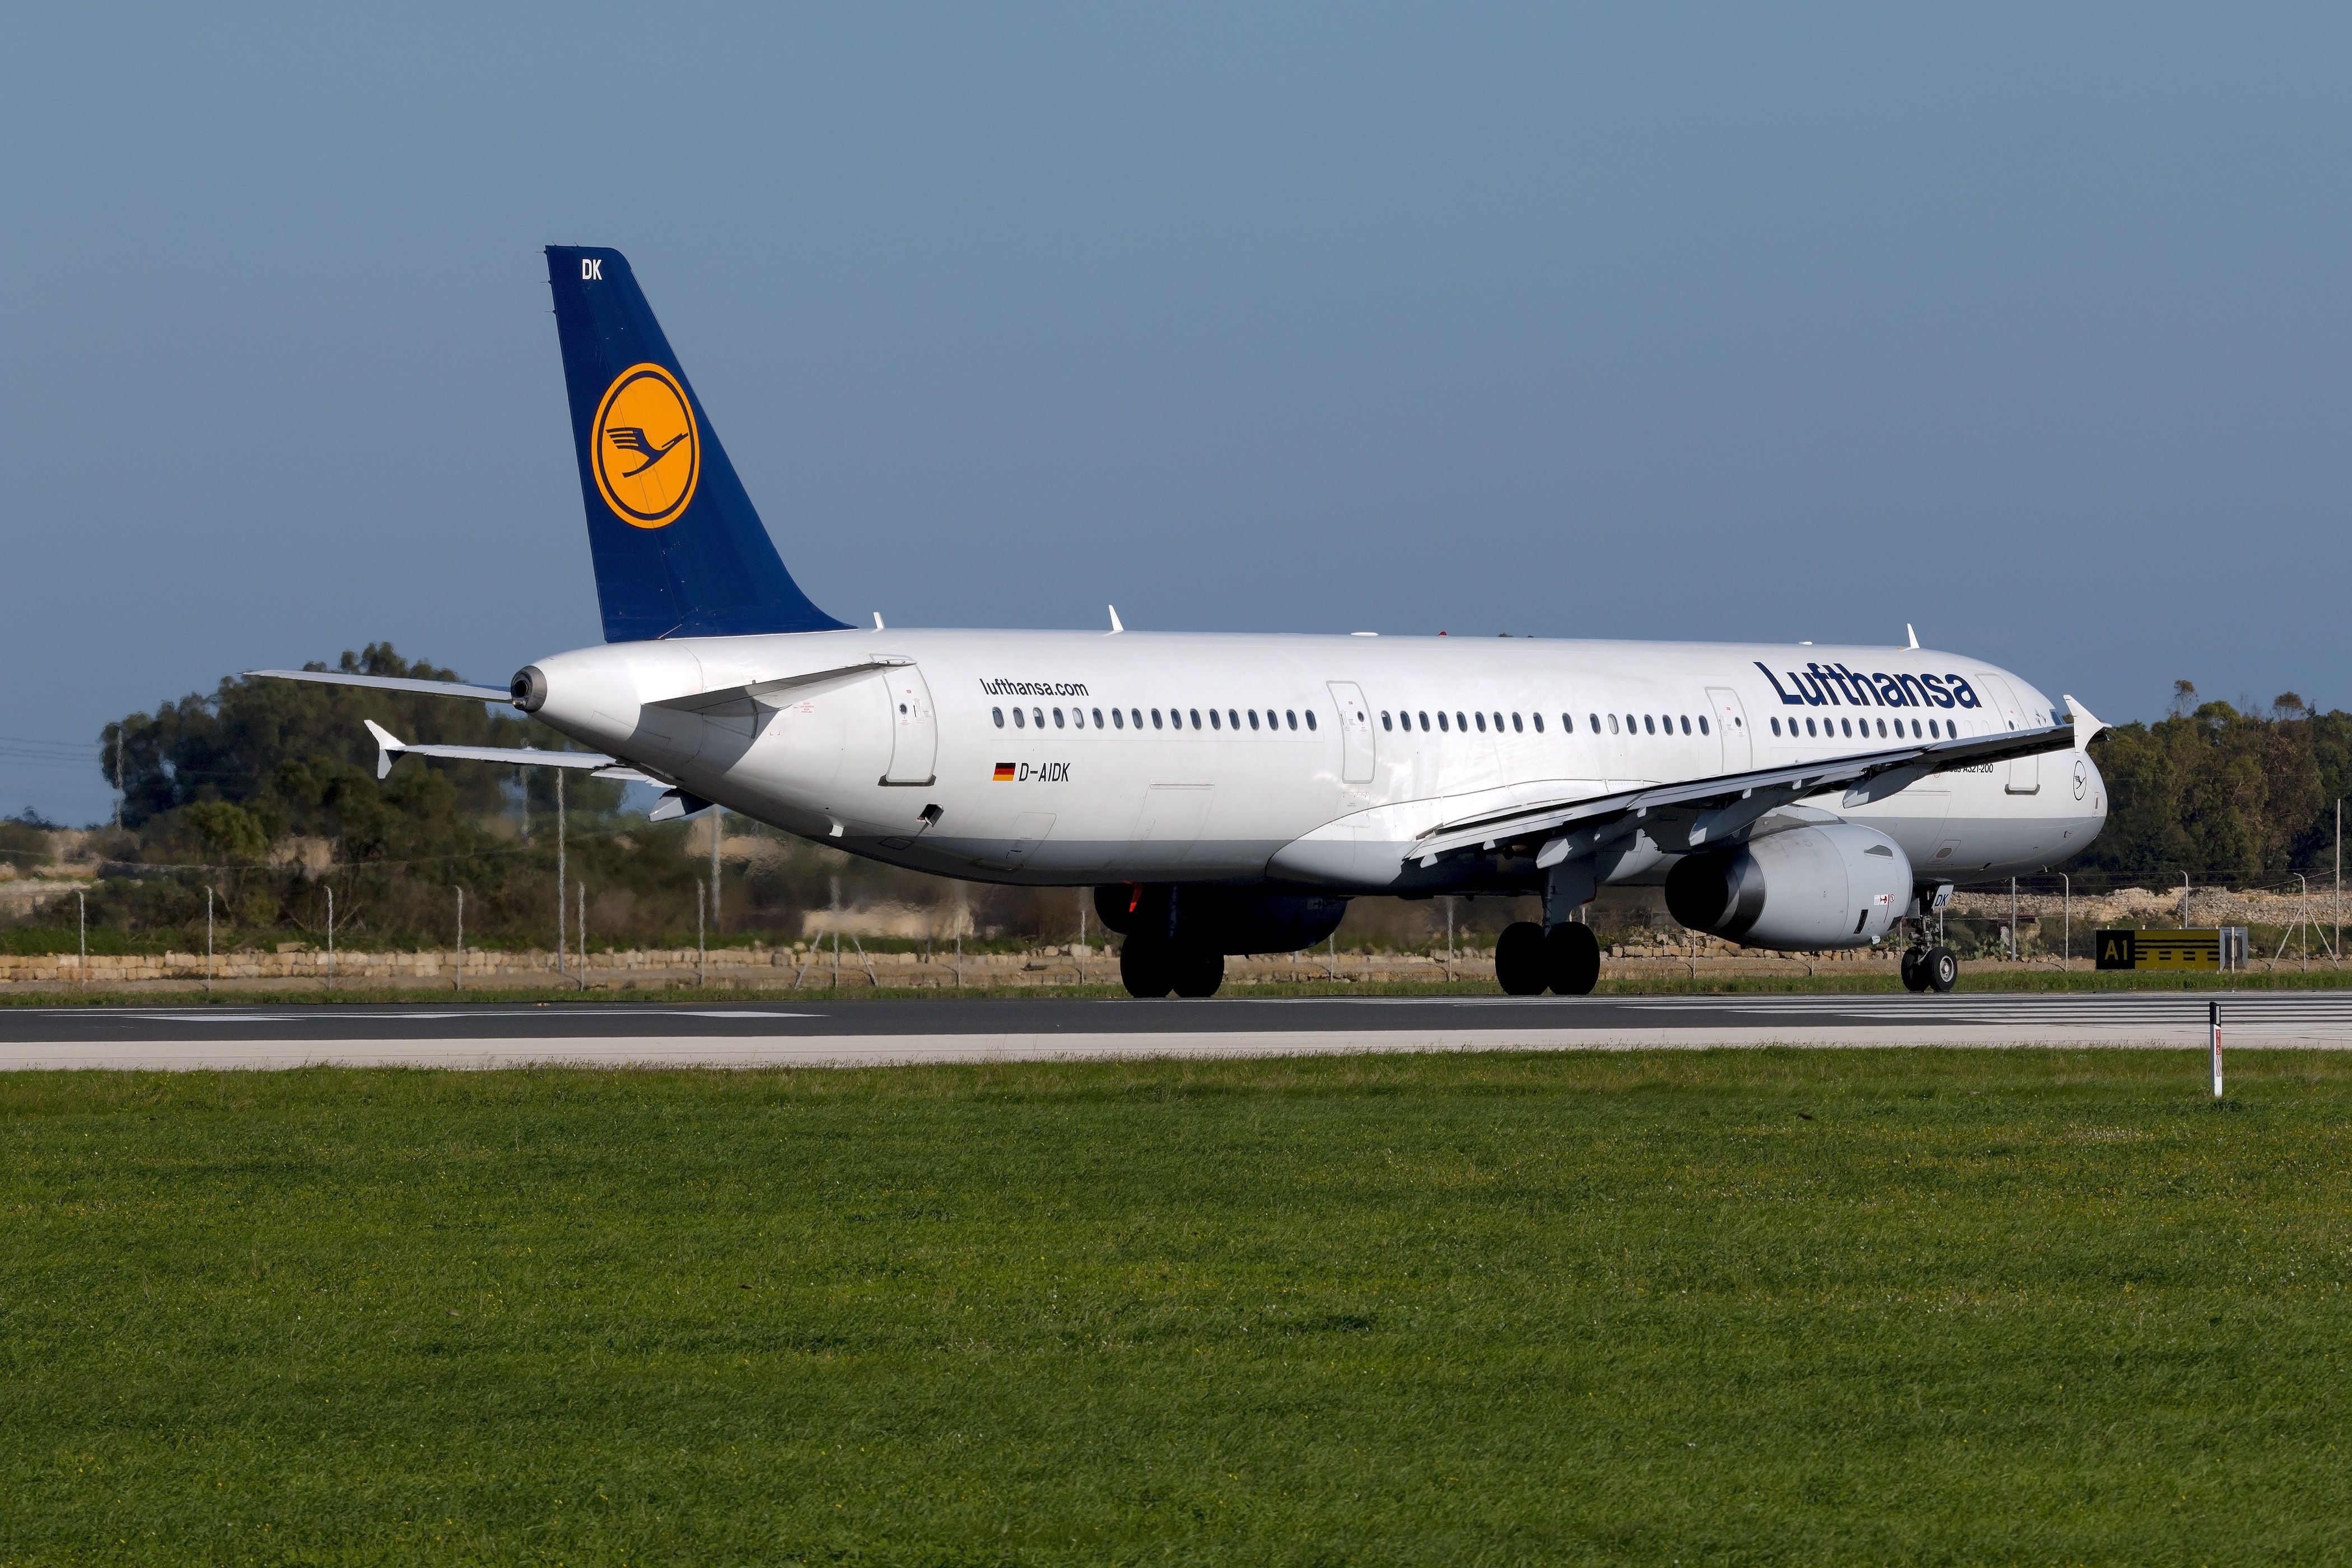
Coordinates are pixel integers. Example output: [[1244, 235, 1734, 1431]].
[[1107, 605, 1124, 634], [2062, 696, 2106, 751], [1905, 623, 1919, 650], [362, 719, 407, 781]]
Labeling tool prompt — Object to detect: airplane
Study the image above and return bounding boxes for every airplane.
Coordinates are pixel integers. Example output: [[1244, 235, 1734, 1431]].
[[253, 246, 2108, 998]]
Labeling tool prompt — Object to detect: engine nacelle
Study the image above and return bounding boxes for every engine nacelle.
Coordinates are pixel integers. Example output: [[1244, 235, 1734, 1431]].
[[1094, 884, 1349, 955], [1664, 823, 1913, 951]]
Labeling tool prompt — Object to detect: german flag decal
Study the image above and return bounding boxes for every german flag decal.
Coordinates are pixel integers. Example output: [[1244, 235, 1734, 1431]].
[[993, 763, 1016, 781]]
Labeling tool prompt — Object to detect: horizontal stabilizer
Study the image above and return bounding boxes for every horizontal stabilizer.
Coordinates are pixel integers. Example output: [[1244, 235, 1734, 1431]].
[[248, 669, 514, 702], [648, 788, 714, 822], [361, 720, 652, 783]]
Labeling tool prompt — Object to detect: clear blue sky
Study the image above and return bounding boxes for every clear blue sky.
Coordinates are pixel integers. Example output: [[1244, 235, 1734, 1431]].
[[3, 5, 2346, 825]]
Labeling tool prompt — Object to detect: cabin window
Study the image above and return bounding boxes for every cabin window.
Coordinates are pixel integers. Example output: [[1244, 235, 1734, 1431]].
[[1678, 715, 1690, 735], [1228, 710, 1240, 729], [1807, 717, 1818, 736], [1771, 717, 1781, 735], [1151, 708, 1163, 729], [1380, 711, 1392, 731], [1013, 707, 1025, 729], [1418, 711, 1430, 731], [1189, 708, 1202, 729], [1455, 711, 1467, 731], [1698, 716, 1709, 735], [1475, 712, 1487, 732], [1130, 708, 1142, 728], [1285, 710, 1298, 730], [1112, 708, 1124, 729], [1642, 715, 1655, 735], [1053, 708, 1065, 728], [1838, 717, 1849, 737], [1032, 708, 1043, 727], [1511, 713, 1523, 732], [1250, 710, 1262, 730], [1089, 708, 1102, 727], [992, 707, 1005, 728], [1304, 711, 1317, 730], [1586, 713, 1598, 732], [1608, 714, 1620, 734], [1532, 713, 1543, 732], [1438, 712, 1449, 732], [1207, 709, 1220, 730]]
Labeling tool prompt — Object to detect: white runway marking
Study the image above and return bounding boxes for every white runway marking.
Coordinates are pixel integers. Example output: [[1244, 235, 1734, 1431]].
[[7, 1021, 2350, 1071]]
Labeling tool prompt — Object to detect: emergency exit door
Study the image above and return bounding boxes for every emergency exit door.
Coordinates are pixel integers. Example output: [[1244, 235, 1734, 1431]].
[[1327, 681, 1375, 784], [881, 665, 937, 785]]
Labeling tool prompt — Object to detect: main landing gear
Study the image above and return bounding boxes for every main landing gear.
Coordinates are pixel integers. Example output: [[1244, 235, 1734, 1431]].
[[1119, 940, 1226, 998], [1901, 944, 1959, 993], [1494, 921, 1601, 996]]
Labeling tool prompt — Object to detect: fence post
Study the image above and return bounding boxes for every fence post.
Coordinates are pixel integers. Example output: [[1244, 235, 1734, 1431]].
[[454, 886, 464, 993], [204, 885, 214, 995], [76, 889, 86, 988], [556, 771, 567, 978], [325, 885, 334, 992], [696, 880, 707, 988], [2210, 998, 2224, 1100], [577, 880, 587, 992]]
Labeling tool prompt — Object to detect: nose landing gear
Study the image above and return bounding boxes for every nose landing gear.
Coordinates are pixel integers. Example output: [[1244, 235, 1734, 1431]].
[[1901, 943, 1959, 992]]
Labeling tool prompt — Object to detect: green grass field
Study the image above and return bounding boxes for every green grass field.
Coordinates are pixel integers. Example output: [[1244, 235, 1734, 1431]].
[[5, 1051, 2350, 1564]]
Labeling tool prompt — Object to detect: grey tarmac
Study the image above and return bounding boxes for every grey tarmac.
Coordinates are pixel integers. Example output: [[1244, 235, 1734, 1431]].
[[2, 991, 2349, 1069]]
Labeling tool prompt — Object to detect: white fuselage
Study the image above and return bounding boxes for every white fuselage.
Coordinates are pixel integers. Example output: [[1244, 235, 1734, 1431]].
[[525, 629, 2107, 895]]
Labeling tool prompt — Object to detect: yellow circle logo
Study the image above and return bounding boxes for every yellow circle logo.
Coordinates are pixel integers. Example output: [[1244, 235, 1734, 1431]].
[[590, 363, 700, 528]]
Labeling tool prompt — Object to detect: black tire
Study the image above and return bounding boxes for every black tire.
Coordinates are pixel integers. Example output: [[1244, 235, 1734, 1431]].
[[1543, 922, 1602, 996], [1924, 945, 1959, 993], [1900, 948, 1928, 992], [1120, 940, 1174, 998], [1495, 921, 1548, 995], [1170, 948, 1225, 998]]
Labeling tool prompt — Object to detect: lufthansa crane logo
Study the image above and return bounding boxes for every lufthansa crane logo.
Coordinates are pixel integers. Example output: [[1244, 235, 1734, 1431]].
[[590, 363, 699, 528]]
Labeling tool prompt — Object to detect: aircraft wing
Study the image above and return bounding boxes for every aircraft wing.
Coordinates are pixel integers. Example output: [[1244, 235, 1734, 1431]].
[[1411, 699, 2102, 867], [361, 721, 656, 784], [248, 669, 515, 702]]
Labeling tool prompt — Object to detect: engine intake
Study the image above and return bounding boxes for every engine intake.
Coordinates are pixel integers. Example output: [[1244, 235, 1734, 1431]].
[[1664, 823, 1914, 950]]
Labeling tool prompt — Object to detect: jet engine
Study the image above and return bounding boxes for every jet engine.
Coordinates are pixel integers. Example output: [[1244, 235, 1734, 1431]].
[[1094, 884, 1349, 955], [1664, 823, 1913, 950]]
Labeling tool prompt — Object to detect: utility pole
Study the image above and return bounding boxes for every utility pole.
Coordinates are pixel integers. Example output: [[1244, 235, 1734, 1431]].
[[696, 880, 707, 988], [577, 880, 588, 992], [555, 771, 566, 978], [76, 889, 86, 987], [111, 730, 123, 830], [708, 808, 722, 937], [454, 886, 464, 994], [204, 885, 214, 995], [2010, 876, 2019, 961], [2060, 872, 2070, 966], [325, 885, 334, 992]]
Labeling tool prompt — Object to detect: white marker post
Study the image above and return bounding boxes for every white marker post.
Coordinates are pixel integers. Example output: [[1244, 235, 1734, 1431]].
[[2210, 998, 2224, 1100]]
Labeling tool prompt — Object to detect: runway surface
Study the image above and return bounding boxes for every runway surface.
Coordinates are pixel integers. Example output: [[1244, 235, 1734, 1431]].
[[2, 991, 2348, 1069]]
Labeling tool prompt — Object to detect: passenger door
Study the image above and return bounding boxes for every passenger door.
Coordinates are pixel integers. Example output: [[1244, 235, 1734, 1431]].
[[1327, 681, 1375, 784], [1706, 687, 1751, 772], [1976, 674, 2038, 794], [881, 665, 937, 785]]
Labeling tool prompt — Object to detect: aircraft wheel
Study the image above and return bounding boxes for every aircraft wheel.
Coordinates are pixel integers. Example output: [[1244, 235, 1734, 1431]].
[[1543, 922, 1602, 996], [1495, 921, 1548, 995], [1923, 945, 1959, 993], [1120, 940, 1174, 998], [1170, 948, 1225, 998], [1900, 947, 1929, 992]]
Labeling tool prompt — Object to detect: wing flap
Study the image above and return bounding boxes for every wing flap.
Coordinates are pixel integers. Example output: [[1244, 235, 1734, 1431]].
[[1413, 719, 2078, 863]]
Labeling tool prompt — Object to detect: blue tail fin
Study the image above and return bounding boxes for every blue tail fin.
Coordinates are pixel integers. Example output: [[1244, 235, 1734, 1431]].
[[545, 246, 847, 641]]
